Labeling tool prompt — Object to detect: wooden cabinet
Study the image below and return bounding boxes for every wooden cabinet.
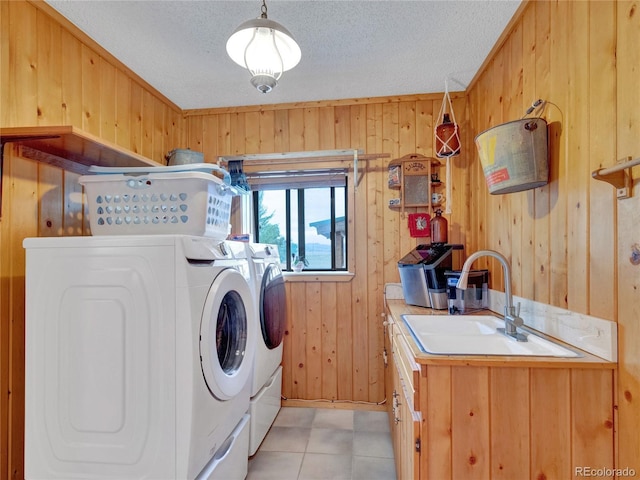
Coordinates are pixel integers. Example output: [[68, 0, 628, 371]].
[[386, 313, 422, 479], [390, 345, 421, 479], [388, 153, 442, 213], [384, 303, 616, 480]]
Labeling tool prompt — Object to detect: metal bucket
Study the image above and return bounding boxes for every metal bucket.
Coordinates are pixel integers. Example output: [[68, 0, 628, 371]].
[[474, 118, 548, 195], [165, 148, 204, 166]]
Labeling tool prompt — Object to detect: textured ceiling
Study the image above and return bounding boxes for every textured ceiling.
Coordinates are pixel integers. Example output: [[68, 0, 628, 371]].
[[45, 0, 522, 110]]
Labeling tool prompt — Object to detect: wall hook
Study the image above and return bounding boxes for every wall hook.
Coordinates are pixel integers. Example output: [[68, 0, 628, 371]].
[[592, 156, 639, 199]]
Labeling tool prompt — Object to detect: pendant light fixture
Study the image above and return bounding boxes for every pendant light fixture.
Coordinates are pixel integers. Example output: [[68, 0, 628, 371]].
[[226, 0, 301, 93]]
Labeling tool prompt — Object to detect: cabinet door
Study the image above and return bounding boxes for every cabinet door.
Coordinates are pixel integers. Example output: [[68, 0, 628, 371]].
[[392, 351, 421, 480], [384, 315, 395, 433], [404, 394, 422, 480], [390, 353, 402, 472]]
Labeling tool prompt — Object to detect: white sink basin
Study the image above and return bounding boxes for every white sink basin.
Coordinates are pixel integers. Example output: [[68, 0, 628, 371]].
[[401, 314, 580, 357]]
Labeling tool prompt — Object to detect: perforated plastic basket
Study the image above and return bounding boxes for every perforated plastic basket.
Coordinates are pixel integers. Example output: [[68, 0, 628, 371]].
[[79, 171, 232, 238]]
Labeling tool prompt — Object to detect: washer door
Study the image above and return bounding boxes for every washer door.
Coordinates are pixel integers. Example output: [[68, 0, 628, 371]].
[[260, 263, 286, 349], [200, 268, 254, 401]]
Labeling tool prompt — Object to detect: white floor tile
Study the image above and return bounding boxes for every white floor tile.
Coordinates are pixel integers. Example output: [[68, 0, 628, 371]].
[[352, 431, 394, 459], [352, 455, 397, 480], [248, 407, 395, 480], [273, 407, 316, 428], [354, 410, 391, 433], [298, 453, 352, 480], [311, 408, 354, 430], [259, 426, 311, 453], [306, 428, 353, 455], [247, 451, 304, 480]]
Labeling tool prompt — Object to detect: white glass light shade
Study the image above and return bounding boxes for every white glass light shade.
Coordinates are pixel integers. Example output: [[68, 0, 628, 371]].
[[226, 17, 301, 93]]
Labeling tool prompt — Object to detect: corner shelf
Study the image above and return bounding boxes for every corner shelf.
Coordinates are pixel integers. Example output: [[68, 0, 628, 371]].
[[0, 125, 163, 216]]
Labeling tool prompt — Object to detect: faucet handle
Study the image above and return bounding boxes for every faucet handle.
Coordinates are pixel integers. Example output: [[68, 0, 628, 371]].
[[505, 302, 521, 317], [512, 302, 524, 327], [504, 302, 524, 326]]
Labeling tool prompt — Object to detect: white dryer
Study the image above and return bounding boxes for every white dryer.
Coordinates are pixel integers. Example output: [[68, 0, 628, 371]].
[[245, 243, 287, 455], [23, 235, 256, 480]]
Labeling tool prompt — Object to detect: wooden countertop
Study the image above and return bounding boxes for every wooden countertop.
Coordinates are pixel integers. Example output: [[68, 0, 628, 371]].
[[386, 299, 616, 369]]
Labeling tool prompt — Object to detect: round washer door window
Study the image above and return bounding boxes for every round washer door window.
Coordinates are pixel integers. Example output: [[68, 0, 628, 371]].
[[200, 268, 255, 400], [260, 263, 286, 349]]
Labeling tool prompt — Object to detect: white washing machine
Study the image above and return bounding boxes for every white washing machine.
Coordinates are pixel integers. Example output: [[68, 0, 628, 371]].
[[23, 235, 256, 480], [245, 243, 287, 455]]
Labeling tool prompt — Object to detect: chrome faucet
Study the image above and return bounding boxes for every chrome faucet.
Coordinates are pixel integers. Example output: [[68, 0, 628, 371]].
[[456, 250, 527, 342]]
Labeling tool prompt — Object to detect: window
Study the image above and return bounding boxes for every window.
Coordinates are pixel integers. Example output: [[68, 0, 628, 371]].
[[252, 185, 348, 271]]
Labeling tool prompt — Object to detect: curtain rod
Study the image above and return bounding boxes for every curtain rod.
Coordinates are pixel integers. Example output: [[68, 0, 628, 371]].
[[218, 149, 365, 163], [218, 150, 390, 192]]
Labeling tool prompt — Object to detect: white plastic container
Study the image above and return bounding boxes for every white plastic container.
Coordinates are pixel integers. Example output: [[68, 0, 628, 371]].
[[79, 171, 232, 238]]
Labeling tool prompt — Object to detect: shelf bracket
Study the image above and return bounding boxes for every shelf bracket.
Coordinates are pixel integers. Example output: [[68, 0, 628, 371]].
[[353, 149, 359, 192], [592, 156, 638, 199], [0, 134, 64, 219]]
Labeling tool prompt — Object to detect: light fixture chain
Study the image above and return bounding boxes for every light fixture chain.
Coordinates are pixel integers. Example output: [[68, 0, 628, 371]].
[[261, 0, 268, 19]]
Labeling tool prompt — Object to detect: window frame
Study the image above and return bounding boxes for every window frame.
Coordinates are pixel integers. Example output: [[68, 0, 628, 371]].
[[223, 152, 384, 280], [251, 184, 349, 272]]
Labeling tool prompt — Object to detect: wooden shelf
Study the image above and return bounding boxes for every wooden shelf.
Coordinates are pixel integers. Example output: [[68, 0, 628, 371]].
[[0, 125, 162, 175], [0, 125, 163, 217]]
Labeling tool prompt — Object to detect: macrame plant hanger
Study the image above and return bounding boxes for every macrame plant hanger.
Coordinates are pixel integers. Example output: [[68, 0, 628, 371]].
[[434, 77, 461, 214], [434, 78, 461, 159]]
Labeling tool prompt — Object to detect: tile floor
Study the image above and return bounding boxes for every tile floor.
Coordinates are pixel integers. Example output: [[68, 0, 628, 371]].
[[247, 407, 397, 480]]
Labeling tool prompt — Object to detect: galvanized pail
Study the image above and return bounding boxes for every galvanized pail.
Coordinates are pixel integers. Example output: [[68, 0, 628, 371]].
[[474, 118, 548, 195], [166, 148, 204, 166]]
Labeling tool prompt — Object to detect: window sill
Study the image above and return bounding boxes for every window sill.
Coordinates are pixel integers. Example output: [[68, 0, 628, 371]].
[[283, 271, 355, 282]]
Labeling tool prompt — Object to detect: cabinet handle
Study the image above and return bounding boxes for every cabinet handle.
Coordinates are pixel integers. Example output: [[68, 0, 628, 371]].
[[394, 416, 401, 425]]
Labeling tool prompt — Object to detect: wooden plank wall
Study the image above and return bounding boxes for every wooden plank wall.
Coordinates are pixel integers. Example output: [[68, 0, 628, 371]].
[[184, 93, 469, 406], [466, 0, 640, 473], [0, 2, 185, 478], [614, 0, 640, 472], [1, 0, 638, 478]]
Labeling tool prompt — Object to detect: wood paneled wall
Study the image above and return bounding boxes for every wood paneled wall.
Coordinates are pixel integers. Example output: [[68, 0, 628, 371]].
[[465, 0, 639, 471], [184, 94, 469, 406], [1, 2, 184, 156], [1, 0, 638, 478], [0, 2, 186, 478]]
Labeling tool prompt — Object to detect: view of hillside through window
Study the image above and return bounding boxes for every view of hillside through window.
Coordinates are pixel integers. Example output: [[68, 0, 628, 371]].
[[254, 188, 347, 271]]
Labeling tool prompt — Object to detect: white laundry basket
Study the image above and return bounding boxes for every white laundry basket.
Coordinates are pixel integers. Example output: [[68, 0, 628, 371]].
[[79, 171, 233, 238]]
